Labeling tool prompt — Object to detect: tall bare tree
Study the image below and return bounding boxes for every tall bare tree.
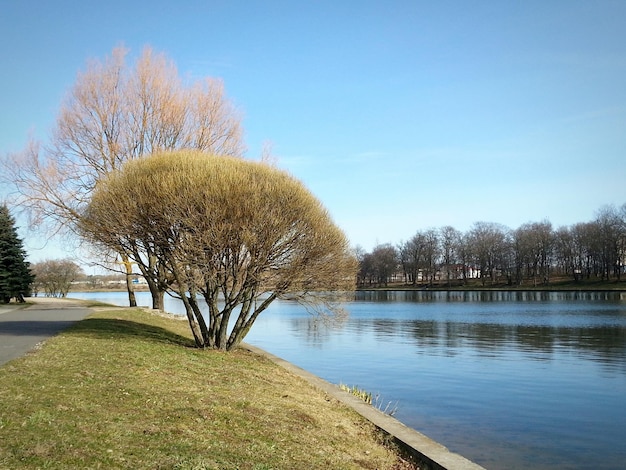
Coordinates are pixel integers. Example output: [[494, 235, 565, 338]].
[[467, 222, 511, 285], [398, 232, 426, 285], [513, 220, 554, 286], [3, 46, 245, 309], [31, 259, 82, 298], [422, 229, 440, 286], [594, 205, 624, 281], [80, 151, 357, 350], [439, 225, 462, 286], [369, 244, 399, 287]]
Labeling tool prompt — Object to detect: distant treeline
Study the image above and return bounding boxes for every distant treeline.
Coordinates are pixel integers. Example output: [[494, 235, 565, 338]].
[[356, 203, 626, 288]]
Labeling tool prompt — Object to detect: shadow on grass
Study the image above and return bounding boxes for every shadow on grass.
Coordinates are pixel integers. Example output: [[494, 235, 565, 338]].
[[0, 320, 83, 336], [66, 318, 196, 348]]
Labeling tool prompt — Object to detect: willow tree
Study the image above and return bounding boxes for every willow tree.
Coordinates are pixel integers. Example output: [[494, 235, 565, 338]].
[[2, 46, 245, 309], [80, 150, 357, 350]]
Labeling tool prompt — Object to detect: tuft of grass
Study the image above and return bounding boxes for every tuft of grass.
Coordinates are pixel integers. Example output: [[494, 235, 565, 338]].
[[340, 383, 373, 404], [372, 395, 399, 417], [0, 307, 417, 469], [339, 384, 399, 417]]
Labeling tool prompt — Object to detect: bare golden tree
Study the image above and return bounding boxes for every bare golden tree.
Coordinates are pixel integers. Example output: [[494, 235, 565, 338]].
[[80, 150, 358, 350], [3, 46, 245, 308], [30, 259, 83, 298]]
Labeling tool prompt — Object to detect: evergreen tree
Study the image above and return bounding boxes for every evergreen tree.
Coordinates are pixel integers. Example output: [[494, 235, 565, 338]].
[[0, 204, 34, 303]]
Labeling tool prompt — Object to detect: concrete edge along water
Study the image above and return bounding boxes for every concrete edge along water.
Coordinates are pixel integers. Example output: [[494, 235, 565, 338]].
[[243, 343, 486, 470]]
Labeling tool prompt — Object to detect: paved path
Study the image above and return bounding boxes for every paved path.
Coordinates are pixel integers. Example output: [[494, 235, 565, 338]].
[[0, 297, 92, 366]]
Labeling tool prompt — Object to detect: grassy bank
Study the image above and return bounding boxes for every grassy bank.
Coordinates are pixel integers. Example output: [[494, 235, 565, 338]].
[[0, 305, 416, 469]]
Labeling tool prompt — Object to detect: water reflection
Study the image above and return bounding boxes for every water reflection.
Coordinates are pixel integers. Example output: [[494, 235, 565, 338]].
[[356, 289, 625, 303], [286, 303, 626, 373]]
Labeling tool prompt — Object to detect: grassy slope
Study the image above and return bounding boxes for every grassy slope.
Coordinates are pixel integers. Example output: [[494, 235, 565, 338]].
[[0, 306, 415, 469]]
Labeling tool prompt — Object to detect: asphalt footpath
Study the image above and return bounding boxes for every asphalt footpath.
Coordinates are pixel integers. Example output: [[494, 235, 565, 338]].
[[0, 297, 92, 366]]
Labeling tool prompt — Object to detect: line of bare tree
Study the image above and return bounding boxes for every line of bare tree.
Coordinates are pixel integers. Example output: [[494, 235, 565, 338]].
[[357, 203, 626, 288]]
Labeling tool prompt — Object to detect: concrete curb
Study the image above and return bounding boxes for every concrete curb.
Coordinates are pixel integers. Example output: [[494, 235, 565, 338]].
[[243, 343, 485, 470]]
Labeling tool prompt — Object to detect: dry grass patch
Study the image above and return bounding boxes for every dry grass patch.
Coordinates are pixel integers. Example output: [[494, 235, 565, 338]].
[[0, 307, 417, 469]]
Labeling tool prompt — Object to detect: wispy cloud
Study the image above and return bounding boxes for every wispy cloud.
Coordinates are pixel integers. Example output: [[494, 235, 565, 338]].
[[180, 58, 235, 81], [542, 51, 626, 70], [559, 105, 626, 125], [277, 150, 388, 168]]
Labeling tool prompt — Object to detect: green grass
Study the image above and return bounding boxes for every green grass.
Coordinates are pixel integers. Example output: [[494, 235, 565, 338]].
[[0, 307, 416, 469]]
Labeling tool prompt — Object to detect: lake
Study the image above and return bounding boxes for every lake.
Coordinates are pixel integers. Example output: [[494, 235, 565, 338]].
[[69, 290, 626, 470]]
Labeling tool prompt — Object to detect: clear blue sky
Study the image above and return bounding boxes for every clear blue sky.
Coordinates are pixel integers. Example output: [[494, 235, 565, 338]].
[[2, 0, 625, 264]]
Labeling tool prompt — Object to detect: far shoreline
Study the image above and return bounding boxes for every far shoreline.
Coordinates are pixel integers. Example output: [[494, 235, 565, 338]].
[[67, 276, 626, 297], [357, 277, 626, 292]]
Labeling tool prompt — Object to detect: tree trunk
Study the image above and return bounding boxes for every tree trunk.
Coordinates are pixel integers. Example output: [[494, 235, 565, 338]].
[[132, 251, 166, 310], [146, 281, 164, 310], [178, 287, 204, 347], [188, 293, 210, 344], [121, 254, 137, 307], [181, 297, 204, 348]]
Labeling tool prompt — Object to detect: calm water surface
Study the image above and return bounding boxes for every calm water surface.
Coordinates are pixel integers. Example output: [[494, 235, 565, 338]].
[[71, 290, 626, 470]]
